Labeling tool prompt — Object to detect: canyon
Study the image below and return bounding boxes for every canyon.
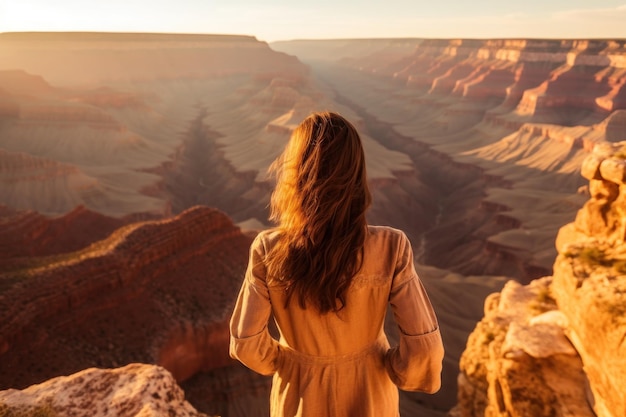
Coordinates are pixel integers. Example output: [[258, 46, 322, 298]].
[[0, 33, 625, 416]]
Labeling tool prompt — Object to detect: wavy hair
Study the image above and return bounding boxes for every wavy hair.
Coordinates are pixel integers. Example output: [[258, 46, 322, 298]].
[[266, 111, 372, 313]]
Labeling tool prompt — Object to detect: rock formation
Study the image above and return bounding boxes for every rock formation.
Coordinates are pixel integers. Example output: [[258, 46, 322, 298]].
[[0, 69, 171, 216], [0, 206, 251, 400], [270, 38, 423, 64], [455, 142, 626, 417], [0, 363, 211, 417]]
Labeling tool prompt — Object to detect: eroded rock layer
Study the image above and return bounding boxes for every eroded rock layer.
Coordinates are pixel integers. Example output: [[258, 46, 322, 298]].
[[456, 143, 626, 417], [0, 206, 251, 393]]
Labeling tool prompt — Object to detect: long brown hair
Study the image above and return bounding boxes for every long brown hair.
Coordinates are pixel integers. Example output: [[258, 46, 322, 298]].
[[266, 111, 372, 313]]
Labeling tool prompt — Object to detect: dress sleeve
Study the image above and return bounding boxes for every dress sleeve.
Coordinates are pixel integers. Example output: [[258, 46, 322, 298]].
[[229, 233, 280, 376], [384, 232, 444, 393]]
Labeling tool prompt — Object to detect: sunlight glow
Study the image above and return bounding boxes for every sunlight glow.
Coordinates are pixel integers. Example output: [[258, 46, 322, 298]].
[[0, 0, 625, 41]]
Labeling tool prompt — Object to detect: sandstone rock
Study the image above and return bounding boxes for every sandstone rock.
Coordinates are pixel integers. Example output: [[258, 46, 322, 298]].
[[0, 363, 211, 417], [599, 158, 626, 184], [592, 142, 616, 158], [502, 319, 576, 359], [551, 256, 626, 417], [459, 143, 626, 417], [580, 154, 603, 180], [457, 277, 595, 417]]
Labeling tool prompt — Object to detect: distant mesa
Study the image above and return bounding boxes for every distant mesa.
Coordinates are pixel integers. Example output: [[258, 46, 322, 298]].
[[0, 32, 307, 86], [0, 69, 54, 97], [0, 31, 259, 43]]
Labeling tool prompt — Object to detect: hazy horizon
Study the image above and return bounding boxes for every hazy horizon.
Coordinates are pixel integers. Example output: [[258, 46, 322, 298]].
[[2, 31, 626, 42], [1, 0, 625, 42]]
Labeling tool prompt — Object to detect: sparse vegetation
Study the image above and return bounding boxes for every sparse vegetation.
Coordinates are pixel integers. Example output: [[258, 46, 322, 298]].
[[564, 245, 626, 275], [530, 286, 557, 314], [578, 246, 610, 266], [564, 245, 616, 267], [602, 299, 626, 321], [536, 286, 554, 304]]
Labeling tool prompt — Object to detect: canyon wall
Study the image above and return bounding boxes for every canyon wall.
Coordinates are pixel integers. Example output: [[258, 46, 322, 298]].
[[455, 142, 626, 417], [0, 205, 158, 267], [0, 206, 250, 395]]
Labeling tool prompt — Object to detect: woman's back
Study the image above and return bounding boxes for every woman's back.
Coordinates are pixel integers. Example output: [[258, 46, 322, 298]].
[[230, 225, 443, 417], [268, 225, 423, 355]]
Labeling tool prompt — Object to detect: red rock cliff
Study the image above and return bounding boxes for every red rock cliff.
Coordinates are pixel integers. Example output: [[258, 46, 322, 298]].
[[0, 205, 251, 390]]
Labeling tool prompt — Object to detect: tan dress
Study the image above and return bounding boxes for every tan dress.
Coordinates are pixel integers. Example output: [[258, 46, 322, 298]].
[[229, 226, 444, 417]]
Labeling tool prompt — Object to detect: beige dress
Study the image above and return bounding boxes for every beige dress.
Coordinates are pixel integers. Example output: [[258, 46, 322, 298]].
[[229, 225, 444, 417]]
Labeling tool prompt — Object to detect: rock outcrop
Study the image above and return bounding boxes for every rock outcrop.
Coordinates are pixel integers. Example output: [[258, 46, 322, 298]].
[[0, 205, 251, 393], [456, 142, 626, 417], [0, 363, 211, 417]]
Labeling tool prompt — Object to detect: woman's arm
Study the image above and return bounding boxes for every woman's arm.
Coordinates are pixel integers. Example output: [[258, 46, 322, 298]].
[[384, 232, 444, 393], [229, 234, 280, 376]]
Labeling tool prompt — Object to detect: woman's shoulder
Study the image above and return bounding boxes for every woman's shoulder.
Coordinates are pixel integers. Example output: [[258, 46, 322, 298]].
[[253, 225, 409, 249], [251, 227, 282, 249], [365, 225, 412, 257], [367, 225, 408, 242], [355, 226, 412, 284]]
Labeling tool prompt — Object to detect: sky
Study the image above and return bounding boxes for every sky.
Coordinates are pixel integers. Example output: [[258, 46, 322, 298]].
[[0, 0, 625, 42]]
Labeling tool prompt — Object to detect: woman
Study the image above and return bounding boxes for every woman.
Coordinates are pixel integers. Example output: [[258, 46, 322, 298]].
[[229, 111, 444, 417]]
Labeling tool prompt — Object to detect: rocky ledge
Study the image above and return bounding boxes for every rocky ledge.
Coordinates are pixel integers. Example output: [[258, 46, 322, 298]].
[[0, 363, 213, 417], [455, 142, 626, 417]]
